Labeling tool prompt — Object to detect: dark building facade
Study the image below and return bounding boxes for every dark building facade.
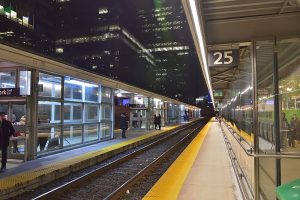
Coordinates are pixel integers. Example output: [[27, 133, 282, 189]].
[[0, 0, 206, 105], [130, 0, 205, 103], [54, 0, 156, 89], [0, 0, 55, 56]]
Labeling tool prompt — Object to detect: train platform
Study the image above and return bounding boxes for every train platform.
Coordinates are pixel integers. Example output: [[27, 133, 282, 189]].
[[144, 118, 242, 200], [0, 121, 196, 199]]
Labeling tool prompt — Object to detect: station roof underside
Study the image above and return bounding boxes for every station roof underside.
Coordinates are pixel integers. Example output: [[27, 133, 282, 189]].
[[182, 0, 300, 103]]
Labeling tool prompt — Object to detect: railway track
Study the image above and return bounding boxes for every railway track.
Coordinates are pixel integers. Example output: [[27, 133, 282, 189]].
[[32, 119, 207, 200]]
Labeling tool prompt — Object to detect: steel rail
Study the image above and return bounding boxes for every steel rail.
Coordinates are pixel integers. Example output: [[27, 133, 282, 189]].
[[104, 125, 201, 200], [32, 120, 203, 200]]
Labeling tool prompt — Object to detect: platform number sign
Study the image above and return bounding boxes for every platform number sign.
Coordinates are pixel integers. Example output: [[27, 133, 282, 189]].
[[208, 49, 239, 67]]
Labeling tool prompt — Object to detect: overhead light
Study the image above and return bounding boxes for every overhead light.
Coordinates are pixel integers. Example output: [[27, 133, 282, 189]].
[[188, 0, 215, 109], [65, 79, 98, 87], [116, 90, 122, 97]]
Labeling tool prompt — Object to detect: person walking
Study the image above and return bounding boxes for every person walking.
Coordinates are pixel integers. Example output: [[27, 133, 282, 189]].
[[0, 112, 15, 172], [120, 113, 128, 138], [157, 114, 162, 130]]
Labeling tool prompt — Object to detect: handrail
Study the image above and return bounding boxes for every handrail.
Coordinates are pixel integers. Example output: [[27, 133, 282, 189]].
[[222, 120, 254, 157], [254, 154, 300, 159], [222, 120, 300, 159]]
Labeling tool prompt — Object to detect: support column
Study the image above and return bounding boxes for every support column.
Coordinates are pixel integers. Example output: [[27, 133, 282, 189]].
[[273, 38, 281, 187], [27, 69, 38, 160], [252, 41, 260, 200]]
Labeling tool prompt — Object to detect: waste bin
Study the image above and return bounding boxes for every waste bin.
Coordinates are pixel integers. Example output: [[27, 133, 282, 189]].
[[277, 179, 300, 200]]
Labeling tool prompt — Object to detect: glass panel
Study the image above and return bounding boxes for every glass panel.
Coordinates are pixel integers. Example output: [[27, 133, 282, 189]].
[[11, 104, 26, 124], [0, 104, 8, 117], [281, 158, 300, 185], [63, 125, 82, 146], [39, 73, 62, 98], [0, 71, 16, 88], [63, 103, 82, 123], [64, 81, 83, 101], [256, 40, 275, 152], [258, 157, 276, 200], [101, 104, 112, 121], [133, 95, 148, 108], [19, 70, 31, 95], [37, 126, 61, 153], [278, 38, 300, 153], [85, 104, 99, 121], [84, 124, 98, 142], [11, 104, 27, 155], [101, 87, 112, 103], [85, 85, 99, 102], [100, 122, 111, 139], [20, 71, 31, 95], [256, 40, 276, 200], [38, 101, 61, 124]]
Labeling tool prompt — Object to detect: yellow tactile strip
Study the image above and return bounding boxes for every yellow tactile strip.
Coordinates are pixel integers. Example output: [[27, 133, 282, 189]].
[[224, 120, 253, 143], [0, 123, 190, 199], [143, 119, 212, 200]]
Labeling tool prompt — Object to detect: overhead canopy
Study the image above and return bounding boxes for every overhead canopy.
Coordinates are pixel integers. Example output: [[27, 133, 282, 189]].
[[182, 0, 300, 105]]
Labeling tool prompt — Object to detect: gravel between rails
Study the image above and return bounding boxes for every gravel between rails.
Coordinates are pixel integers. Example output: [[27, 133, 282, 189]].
[[118, 126, 199, 200], [56, 124, 201, 200], [10, 121, 204, 200]]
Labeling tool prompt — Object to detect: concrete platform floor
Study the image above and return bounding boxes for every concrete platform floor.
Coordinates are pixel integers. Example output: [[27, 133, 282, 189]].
[[0, 125, 178, 179], [177, 121, 242, 200]]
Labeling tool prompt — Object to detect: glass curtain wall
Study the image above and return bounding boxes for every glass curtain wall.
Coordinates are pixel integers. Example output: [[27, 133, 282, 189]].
[[37, 72, 113, 154], [255, 37, 300, 200]]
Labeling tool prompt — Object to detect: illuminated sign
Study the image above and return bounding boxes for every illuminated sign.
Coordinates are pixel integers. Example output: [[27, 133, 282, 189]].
[[0, 88, 20, 97], [208, 49, 239, 67]]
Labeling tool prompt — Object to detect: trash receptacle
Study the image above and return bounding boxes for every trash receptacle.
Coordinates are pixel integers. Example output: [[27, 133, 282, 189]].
[[277, 179, 300, 200]]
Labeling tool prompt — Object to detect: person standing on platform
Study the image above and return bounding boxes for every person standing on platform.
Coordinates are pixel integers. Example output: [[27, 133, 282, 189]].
[[0, 112, 15, 172], [157, 114, 162, 130], [120, 113, 128, 138], [153, 115, 158, 130], [280, 112, 289, 149], [289, 114, 300, 147]]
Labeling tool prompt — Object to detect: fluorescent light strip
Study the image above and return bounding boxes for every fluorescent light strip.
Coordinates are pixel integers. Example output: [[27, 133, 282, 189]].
[[188, 0, 215, 109]]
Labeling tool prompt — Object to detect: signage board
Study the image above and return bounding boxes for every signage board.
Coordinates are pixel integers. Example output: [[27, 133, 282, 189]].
[[208, 49, 239, 67], [0, 88, 20, 97], [129, 104, 146, 109]]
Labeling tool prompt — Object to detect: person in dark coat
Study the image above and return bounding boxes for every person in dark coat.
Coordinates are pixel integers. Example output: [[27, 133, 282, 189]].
[[0, 112, 15, 172], [153, 115, 158, 130], [289, 114, 300, 147], [120, 113, 128, 138], [157, 114, 162, 130]]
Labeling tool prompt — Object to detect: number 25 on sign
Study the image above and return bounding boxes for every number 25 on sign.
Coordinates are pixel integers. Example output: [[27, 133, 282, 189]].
[[208, 49, 239, 67]]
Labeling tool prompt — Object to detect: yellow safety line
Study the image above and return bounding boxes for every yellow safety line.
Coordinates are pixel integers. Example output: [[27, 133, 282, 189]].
[[0, 125, 180, 190], [226, 121, 253, 143], [143, 120, 212, 200]]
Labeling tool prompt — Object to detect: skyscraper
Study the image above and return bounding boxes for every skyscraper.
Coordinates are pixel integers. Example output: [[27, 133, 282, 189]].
[[0, 0, 55, 56], [54, 0, 156, 89], [0, 0, 205, 104], [131, 0, 203, 103]]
